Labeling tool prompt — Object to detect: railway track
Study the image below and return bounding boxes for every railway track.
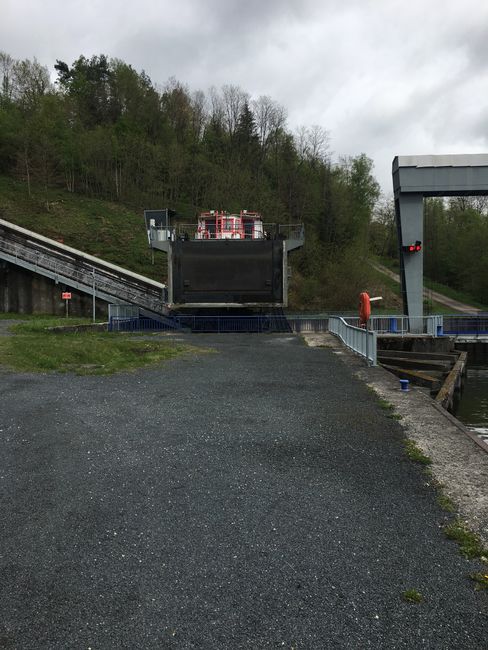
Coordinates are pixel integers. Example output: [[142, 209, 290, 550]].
[[0, 218, 167, 315]]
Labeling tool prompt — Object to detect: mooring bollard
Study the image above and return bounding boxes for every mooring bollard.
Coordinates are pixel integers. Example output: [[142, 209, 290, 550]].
[[399, 379, 409, 392]]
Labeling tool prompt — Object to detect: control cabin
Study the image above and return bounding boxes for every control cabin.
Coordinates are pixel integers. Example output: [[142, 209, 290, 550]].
[[196, 211, 263, 240]]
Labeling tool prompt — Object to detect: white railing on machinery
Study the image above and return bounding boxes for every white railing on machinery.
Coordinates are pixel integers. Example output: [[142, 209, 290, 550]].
[[328, 316, 377, 365]]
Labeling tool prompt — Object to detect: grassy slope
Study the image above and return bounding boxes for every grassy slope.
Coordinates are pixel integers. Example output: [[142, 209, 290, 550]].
[[378, 256, 488, 312], [1, 175, 479, 313], [367, 264, 456, 315], [0, 175, 166, 282]]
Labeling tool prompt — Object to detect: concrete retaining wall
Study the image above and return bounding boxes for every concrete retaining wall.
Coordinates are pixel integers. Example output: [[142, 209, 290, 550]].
[[0, 260, 108, 318]]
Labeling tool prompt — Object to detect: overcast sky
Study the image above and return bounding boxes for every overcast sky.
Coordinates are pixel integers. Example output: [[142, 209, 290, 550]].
[[2, 0, 488, 192]]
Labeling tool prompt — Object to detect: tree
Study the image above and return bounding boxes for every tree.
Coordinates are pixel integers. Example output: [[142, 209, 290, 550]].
[[12, 57, 51, 111], [235, 101, 259, 166], [251, 95, 286, 153], [55, 54, 112, 126], [294, 124, 329, 165], [0, 51, 15, 106], [221, 84, 249, 136]]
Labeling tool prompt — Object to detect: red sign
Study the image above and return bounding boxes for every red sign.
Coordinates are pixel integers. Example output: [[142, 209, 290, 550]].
[[62, 292, 72, 300]]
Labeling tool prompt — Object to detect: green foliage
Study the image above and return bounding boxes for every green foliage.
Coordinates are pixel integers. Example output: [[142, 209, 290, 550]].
[[403, 439, 432, 465], [470, 573, 488, 591], [0, 316, 193, 375], [444, 519, 486, 559], [376, 194, 488, 308], [402, 589, 424, 603], [0, 175, 165, 282], [0, 51, 386, 310], [436, 493, 456, 513]]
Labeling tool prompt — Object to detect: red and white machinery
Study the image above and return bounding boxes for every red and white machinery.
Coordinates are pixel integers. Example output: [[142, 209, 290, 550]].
[[196, 210, 264, 240]]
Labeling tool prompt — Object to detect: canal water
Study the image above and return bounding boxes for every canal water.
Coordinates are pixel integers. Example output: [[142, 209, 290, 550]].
[[454, 358, 488, 440]]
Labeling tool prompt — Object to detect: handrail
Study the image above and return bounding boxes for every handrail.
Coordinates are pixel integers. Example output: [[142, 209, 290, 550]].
[[328, 316, 377, 365], [0, 230, 165, 314]]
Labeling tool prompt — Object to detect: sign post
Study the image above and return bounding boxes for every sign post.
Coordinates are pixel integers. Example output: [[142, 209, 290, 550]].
[[92, 269, 96, 322], [62, 292, 71, 318]]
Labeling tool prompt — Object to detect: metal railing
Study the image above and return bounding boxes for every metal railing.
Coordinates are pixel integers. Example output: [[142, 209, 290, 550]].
[[177, 315, 288, 333], [442, 314, 488, 336], [107, 313, 452, 339], [0, 227, 165, 314], [328, 316, 377, 365], [287, 317, 329, 333], [109, 317, 178, 332], [108, 314, 292, 333], [343, 315, 444, 336], [148, 223, 304, 242]]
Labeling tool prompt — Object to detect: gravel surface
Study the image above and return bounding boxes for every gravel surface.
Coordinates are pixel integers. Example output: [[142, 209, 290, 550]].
[[0, 333, 487, 649]]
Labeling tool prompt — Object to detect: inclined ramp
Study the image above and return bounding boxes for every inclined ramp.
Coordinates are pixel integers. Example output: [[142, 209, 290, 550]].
[[0, 218, 167, 316]]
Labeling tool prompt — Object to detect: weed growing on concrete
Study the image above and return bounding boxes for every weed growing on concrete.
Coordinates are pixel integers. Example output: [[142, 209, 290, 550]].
[[403, 439, 432, 465], [377, 398, 402, 420], [470, 573, 488, 591], [444, 520, 486, 559], [402, 589, 423, 603], [436, 493, 456, 513]]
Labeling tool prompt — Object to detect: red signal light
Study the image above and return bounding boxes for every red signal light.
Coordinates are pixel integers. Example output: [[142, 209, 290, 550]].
[[402, 240, 422, 253]]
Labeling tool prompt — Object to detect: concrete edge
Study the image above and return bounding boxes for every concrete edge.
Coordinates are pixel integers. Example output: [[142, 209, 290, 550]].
[[303, 332, 488, 548]]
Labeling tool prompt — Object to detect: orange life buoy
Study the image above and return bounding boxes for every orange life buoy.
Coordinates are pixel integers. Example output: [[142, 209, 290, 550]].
[[359, 292, 371, 325]]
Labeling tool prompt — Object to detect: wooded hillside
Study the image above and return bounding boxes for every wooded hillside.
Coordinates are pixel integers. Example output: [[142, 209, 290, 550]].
[[0, 52, 387, 309]]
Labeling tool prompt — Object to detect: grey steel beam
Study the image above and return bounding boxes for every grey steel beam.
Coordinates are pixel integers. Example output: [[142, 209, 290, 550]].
[[393, 154, 488, 332]]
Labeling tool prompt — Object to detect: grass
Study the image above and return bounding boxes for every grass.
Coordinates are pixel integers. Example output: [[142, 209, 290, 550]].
[[368, 263, 452, 315], [378, 399, 394, 411], [443, 520, 487, 560], [0, 311, 62, 320], [378, 256, 488, 312], [377, 398, 402, 420], [402, 589, 424, 604], [0, 175, 166, 283], [403, 439, 432, 466], [423, 278, 488, 312], [436, 493, 456, 513], [470, 573, 488, 591], [0, 316, 194, 375]]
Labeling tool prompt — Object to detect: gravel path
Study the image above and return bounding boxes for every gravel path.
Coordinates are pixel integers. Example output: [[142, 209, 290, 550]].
[[0, 333, 486, 649], [371, 262, 482, 314]]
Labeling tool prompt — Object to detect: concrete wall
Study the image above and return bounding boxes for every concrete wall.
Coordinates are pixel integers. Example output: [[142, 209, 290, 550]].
[[0, 261, 108, 318]]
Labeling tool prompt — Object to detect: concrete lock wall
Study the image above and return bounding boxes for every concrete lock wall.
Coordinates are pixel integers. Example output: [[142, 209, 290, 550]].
[[0, 261, 108, 318]]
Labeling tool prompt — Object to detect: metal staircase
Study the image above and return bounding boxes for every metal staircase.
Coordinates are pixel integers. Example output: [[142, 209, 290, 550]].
[[0, 218, 167, 315]]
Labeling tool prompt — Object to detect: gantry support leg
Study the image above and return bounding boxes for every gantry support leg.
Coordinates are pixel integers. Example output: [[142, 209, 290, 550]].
[[395, 193, 424, 333]]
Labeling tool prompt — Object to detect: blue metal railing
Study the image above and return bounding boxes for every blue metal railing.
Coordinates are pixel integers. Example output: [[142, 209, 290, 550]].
[[108, 312, 488, 336], [108, 315, 291, 333], [442, 314, 488, 336], [177, 315, 290, 333], [109, 317, 179, 332]]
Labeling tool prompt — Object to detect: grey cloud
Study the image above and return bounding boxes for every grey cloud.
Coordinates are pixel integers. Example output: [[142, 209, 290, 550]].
[[2, 0, 488, 192]]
